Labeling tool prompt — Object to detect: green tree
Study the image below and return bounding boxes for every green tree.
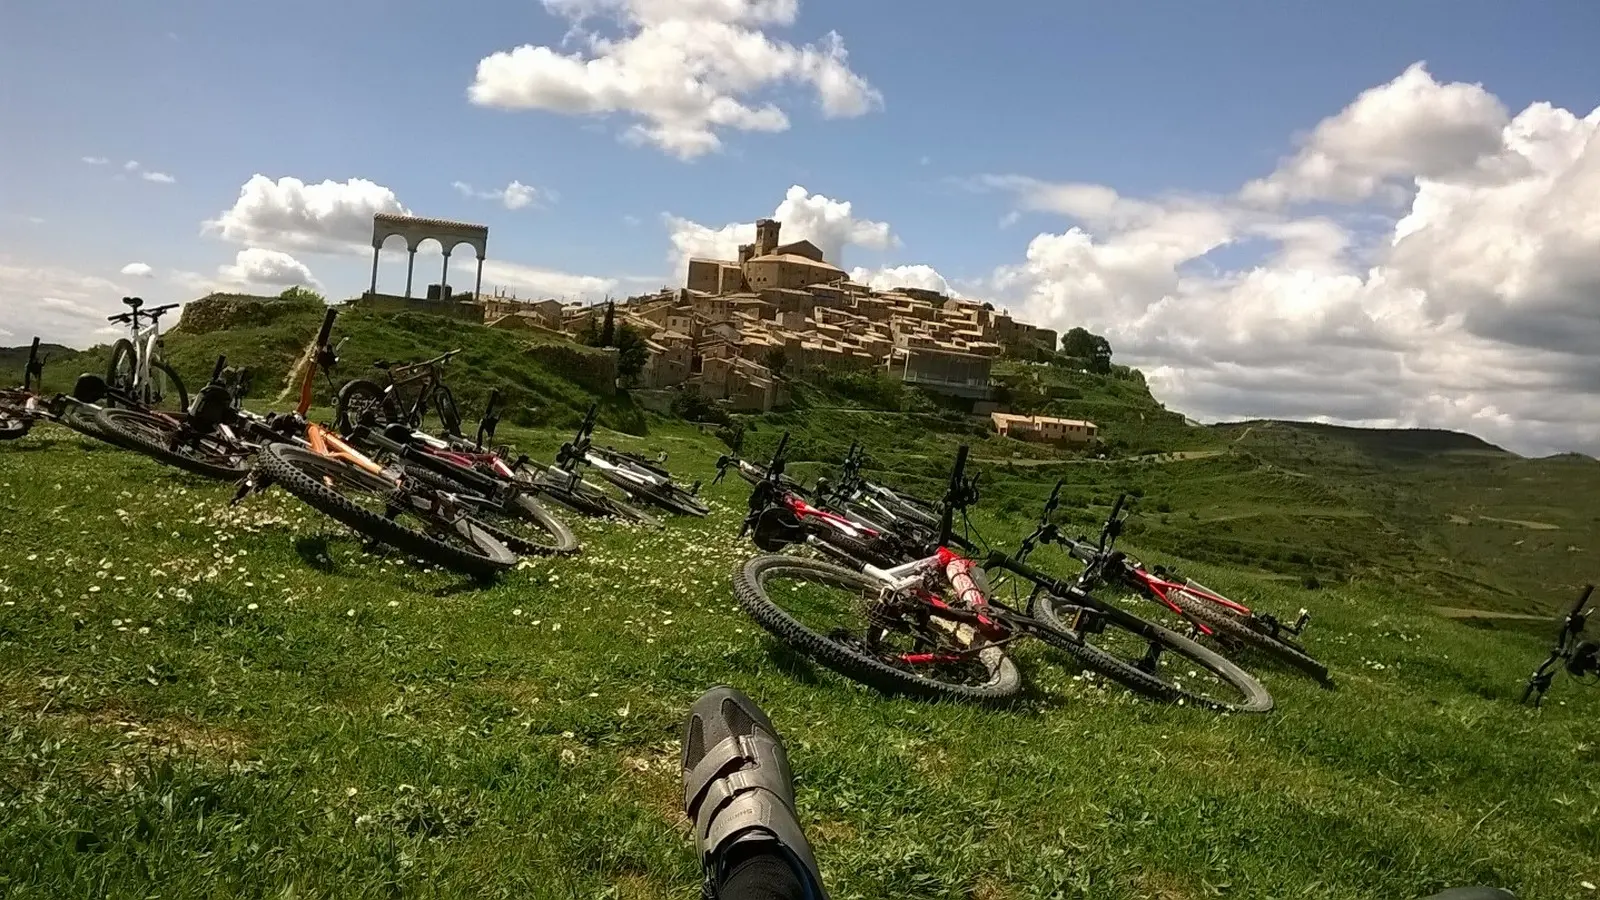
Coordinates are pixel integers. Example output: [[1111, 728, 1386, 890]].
[[579, 315, 601, 347], [615, 325, 647, 384], [762, 346, 788, 376], [599, 300, 616, 346], [278, 286, 326, 305], [1088, 336, 1113, 375]]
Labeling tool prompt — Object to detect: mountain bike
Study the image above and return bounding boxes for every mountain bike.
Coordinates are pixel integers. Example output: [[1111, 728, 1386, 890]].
[[1047, 487, 1327, 681], [105, 297, 188, 413], [1521, 584, 1597, 707], [825, 441, 942, 532], [346, 389, 579, 557], [334, 349, 464, 437], [232, 309, 516, 576], [0, 337, 53, 440], [555, 403, 709, 517], [733, 432, 912, 569], [733, 446, 1272, 711], [92, 354, 259, 481]]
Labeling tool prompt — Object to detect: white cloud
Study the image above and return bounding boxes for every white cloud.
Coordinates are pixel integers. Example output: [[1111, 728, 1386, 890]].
[[218, 248, 320, 289], [467, 0, 881, 159], [986, 64, 1600, 456], [849, 264, 953, 295], [452, 179, 545, 210], [0, 259, 140, 347], [665, 184, 896, 278], [1240, 63, 1516, 207], [81, 156, 109, 166], [204, 174, 408, 255], [141, 170, 176, 184], [461, 257, 618, 300], [120, 262, 154, 278], [123, 160, 140, 172]]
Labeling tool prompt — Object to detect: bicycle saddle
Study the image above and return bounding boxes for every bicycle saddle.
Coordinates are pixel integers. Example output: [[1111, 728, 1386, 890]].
[[122, 296, 143, 309], [372, 360, 391, 370]]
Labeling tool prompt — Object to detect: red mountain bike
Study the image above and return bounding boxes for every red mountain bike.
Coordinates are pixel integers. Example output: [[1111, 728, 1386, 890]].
[[1041, 485, 1327, 682], [732, 446, 1272, 711]]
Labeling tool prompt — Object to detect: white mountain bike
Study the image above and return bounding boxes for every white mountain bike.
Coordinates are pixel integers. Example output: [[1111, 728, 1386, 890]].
[[105, 296, 187, 412]]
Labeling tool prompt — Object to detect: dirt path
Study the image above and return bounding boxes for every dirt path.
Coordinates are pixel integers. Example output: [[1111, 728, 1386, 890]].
[[1433, 606, 1557, 622]]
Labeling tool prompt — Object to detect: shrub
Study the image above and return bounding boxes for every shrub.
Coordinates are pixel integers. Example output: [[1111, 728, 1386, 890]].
[[1301, 575, 1322, 590]]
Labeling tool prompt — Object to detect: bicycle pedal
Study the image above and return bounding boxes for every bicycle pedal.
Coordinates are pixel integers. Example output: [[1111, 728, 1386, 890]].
[[1292, 609, 1311, 634]]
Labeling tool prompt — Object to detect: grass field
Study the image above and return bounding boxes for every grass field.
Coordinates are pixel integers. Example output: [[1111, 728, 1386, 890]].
[[2, 416, 1597, 899]]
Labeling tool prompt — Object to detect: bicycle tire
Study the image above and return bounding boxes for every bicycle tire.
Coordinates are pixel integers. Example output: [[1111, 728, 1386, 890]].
[[1166, 586, 1330, 682], [335, 378, 392, 436], [810, 529, 905, 570], [149, 360, 189, 414], [94, 408, 253, 481], [434, 384, 463, 437], [733, 555, 1022, 705], [397, 462, 579, 557], [259, 443, 515, 576], [0, 409, 30, 440], [106, 339, 136, 393], [1032, 594, 1273, 713], [547, 481, 662, 526], [58, 404, 112, 442]]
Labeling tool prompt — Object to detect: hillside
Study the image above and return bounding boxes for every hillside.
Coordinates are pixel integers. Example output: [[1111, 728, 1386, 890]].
[[19, 293, 643, 433], [7, 297, 1592, 614]]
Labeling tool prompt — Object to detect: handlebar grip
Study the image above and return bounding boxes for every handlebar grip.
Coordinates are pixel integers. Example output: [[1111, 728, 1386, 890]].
[[107, 313, 123, 322], [773, 431, 790, 464], [211, 356, 227, 381], [1110, 493, 1127, 519], [316, 308, 337, 345], [485, 388, 501, 415]]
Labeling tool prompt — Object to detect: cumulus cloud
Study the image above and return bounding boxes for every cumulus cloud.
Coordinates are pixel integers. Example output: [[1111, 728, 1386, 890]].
[[204, 174, 409, 255], [120, 262, 154, 278], [0, 259, 140, 347], [459, 257, 617, 299], [218, 248, 320, 288], [81, 156, 109, 165], [141, 171, 176, 184], [1240, 63, 1517, 206], [849, 264, 954, 295], [986, 64, 1600, 456], [467, 0, 881, 159], [665, 184, 896, 278], [452, 179, 545, 210]]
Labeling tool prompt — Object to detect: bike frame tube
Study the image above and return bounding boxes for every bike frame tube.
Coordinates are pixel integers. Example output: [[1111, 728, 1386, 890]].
[[306, 422, 388, 477]]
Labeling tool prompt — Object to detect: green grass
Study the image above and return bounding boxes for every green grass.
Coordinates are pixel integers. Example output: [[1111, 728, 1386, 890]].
[[3, 419, 1598, 899]]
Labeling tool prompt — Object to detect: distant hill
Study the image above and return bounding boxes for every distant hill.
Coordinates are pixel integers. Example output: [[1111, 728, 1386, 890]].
[[0, 342, 80, 383], [1213, 419, 1512, 464]]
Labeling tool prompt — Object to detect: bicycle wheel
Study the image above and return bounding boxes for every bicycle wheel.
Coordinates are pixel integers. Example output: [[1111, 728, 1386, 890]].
[[1165, 584, 1329, 682], [106, 339, 137, 394], [0, 402, 31, 440], [397, 462, 579, 557], [147, 360, 188, 414], [1031, 592, 1273, 713], [335, 378, 393, 436], [733, 555, 1022, 705], [95, 408, 253, 480], [433, 385, 463, 437], [259, 443, 515, 576]]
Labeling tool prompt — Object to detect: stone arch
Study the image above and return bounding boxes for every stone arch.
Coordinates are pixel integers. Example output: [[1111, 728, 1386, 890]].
[[368, 213, 489, 300]]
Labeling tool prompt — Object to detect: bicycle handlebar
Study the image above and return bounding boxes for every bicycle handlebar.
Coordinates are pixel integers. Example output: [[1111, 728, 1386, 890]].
[[315, 308, 336, 346]]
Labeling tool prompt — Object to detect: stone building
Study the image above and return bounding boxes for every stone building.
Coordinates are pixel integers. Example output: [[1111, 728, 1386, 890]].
[[991, 413, 1099, 444]]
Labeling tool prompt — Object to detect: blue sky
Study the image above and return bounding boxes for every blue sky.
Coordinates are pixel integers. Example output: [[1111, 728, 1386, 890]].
[[4, 1, 1600, 453]]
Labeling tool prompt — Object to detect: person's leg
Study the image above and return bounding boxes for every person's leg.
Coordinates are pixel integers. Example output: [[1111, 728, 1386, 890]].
[[681, 685, 827, 900]]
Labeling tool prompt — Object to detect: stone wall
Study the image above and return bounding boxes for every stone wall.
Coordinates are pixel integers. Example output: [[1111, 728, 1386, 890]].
[[524, 342, 618, 394], [356, 292, 485, 323]]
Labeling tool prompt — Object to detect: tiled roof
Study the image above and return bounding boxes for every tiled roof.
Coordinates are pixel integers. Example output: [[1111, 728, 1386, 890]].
[[373, 213, 488, 234]]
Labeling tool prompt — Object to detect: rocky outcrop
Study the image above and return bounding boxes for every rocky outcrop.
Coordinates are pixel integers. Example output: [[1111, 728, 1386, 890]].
[[172, 292, 324, 335]]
